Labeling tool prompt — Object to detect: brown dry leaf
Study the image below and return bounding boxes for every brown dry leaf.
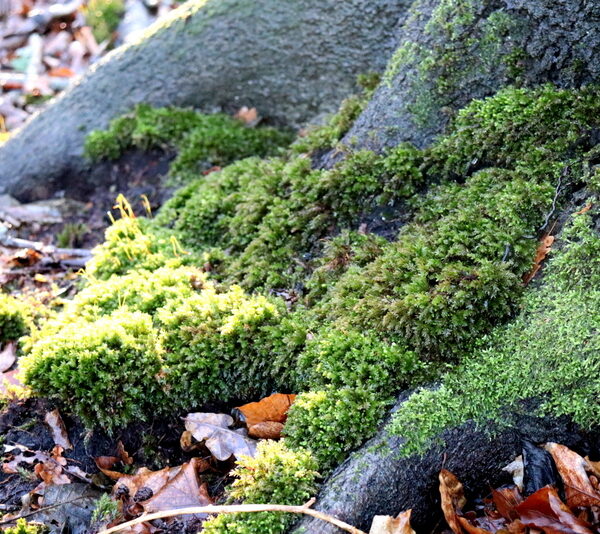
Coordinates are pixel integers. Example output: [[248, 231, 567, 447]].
[[492, 486, 523, 521], [8, 248, 42, 267], [114, 466, 172, 499], [544, 443, 600, 508], [34, 458, 71, 486], [439, 469, 467, 534], [3, 444, 49, 473], [95, 456, 124, 480], [234, 106, 259, 126], [523, 235, 554, 285], [44, 409, 72, 450], [117, 440, 134, 465], [369, 509, 415, 534], [516, 486, 593, 534], [236, 393, 296, 428], [142, 458, 213, 514], [180, 430, 201, 453], [184, 413, 257, 461], [584, 457, 600, 479], [456, 517, 492, 534], [574, 203, 593, 215], [0, 341, 16, 373], [248, 421, 284, 440]]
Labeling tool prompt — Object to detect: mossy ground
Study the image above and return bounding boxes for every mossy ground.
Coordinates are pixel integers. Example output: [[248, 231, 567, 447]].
[[11, 82, 600, 532]]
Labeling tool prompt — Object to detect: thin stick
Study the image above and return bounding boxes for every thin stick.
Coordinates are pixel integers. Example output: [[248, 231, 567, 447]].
[[0, 496, 89, 525], [99, 500, 367, 534]]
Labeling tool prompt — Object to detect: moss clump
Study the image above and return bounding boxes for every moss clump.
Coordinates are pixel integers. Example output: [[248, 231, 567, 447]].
[[2, 519, 47, 534], [284, 388, 388, 471], [72, 265, 205, 319], [0, 293, 30, 343], [85, 0, 124, 44], [297, 327, 420, 396], [158, 286, 298, 409], [85, 104, 292, 182], [21, 310, 163, 430], [319, 168, 553, 357], [203, 440, 319, 534], [86, 207, 175, 280], [389, 207, 600, 455]]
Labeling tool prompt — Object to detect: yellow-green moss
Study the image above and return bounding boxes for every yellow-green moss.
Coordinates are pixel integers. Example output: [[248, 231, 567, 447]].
[[0, 293, 30, 343]]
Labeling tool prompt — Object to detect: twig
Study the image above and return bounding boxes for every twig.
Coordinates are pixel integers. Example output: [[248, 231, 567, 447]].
[[99, 499, 367, 534], [539, 166, 568, 233]]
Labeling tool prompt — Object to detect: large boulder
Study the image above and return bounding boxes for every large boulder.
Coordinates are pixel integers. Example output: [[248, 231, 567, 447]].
[[0, 0, 409, 201], [344, 0, 600, 152]]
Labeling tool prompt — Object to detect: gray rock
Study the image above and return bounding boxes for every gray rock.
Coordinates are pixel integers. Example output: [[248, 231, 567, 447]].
[[344, 0, 600, 152], [0, 0, 410, 201], [293, 404, 590, 534]]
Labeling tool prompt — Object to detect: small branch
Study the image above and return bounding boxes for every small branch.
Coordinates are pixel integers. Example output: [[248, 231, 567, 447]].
[[99, 500, 367, 534]]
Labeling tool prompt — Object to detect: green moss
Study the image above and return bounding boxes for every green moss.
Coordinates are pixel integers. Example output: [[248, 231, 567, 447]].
[[21, 310, 164, 430], [319, 168, 553, 357], [0, 293, 30, 343], [85, 0, 124, 44], [2, 519, 47, 534], [84, 104, 292, 182], [297, 327, 421, 396], [158, 285, 301, 409], [203, 441, 319, 534], [389, 207, 600, 455], [284, 388, 388, 471]]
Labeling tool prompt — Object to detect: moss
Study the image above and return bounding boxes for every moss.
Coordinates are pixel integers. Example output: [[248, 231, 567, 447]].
[[84, 104, 292, 182], [21, 310, 164, 430], [202, 441, 319, 534], [2, 519, 47, 534], [0, 293, 30, 343], [158, 285, 301, 409], [319, 168, 553, 357], [297, 327, 421, 397], [389, 207, 600, 455], [85, 0, 124, 44], [284, 388, 388, 471]]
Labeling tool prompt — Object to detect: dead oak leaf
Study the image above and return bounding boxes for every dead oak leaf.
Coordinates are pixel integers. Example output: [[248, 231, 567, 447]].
[[523, 235, 554, 285], [0, 341, 16, 373], [369, 509, 415, 534], [544, 443, 600, 508], [516, 485, 593, 534], [439, 469, 467, 534], [235, 393, 296, 428], [44, 409, 72, 450], [184, 413, 257, 461]]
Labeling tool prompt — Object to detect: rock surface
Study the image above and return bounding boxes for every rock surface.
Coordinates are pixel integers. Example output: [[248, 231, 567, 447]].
[[0, 0, 409, 201], [293, 404, 594, 534], [345, 0, 600, 152]]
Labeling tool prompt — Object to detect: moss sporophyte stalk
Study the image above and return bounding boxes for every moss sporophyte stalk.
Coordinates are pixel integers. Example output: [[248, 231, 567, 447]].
[[16, 82, 600, 533]]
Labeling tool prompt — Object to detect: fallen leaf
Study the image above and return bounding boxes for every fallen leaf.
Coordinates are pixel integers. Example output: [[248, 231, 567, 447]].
[[248, 421, 284, 440], [184, 413, 257, 461], [142, 458, 213, 514], [523, 235, 554, 285], [95, 456, 124, 480], [516, 486, 593, 534], [234, 106, 259, 126], [117, 440, 134, 465], [544, 443, 600, 508], [44, 409, 72, 450], [180, 430, 201, 453], [0, 341, 16, 372], [3, 444, 50, 473], [34, 458, 71, 486], [584, 457, 600, 479], [48, 66, 74, 77], [574, 203, 593, 215], [456, 517, 492, 534], [369, 509, 415, 533], [492, 486, 522, 521], [236, 393, 296, 428], [8, 248, 42, 267], [439, 469, 467, 534]]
